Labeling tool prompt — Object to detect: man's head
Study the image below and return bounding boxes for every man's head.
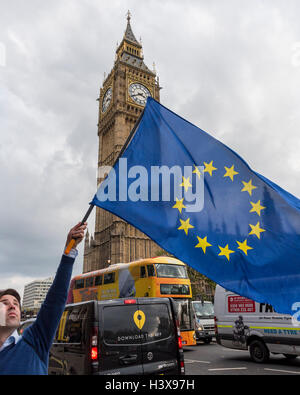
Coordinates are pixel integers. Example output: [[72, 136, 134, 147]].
[[0, 289, 21, 328]]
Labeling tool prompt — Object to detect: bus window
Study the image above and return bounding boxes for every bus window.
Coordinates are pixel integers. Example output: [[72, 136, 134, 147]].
[[95, 275, 103, 286], [155, 264, 187, 278], [140, 266, 146, 278], [147, 265, 156, 277], [104, 272, 115, 284], [173, 299, 193, 331], [75, 279, 84, 289], [85, 277, 94, 287]]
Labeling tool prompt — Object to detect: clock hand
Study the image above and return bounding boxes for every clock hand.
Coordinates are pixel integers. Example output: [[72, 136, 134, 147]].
[[132, 93, 145, 98]]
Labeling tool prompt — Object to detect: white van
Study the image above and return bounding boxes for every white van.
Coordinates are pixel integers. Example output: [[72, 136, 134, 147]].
[[214, 285, 300, 363], [192, 301, 215, 344]]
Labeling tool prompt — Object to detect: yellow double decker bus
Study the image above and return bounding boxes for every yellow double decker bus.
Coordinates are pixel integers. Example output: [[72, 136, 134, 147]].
[[67, 256, 196, 346]]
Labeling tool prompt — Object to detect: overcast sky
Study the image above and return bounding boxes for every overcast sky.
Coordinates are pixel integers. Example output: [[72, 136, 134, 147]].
[[1, 0, 300, 301]]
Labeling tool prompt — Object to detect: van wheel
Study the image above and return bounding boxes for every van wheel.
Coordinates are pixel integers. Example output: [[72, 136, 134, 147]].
[[249, 340, 269, 363]]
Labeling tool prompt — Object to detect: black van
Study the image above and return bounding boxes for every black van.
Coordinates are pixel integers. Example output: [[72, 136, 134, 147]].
[[48, 297, 185, 375]]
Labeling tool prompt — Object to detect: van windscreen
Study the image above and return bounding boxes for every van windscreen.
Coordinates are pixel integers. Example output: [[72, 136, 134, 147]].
[[193, 302, 214, 317], [102, 303, 172, 345]]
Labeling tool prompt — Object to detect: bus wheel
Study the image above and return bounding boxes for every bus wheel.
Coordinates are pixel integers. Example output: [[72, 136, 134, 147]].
[[249, 339, 269, 363]]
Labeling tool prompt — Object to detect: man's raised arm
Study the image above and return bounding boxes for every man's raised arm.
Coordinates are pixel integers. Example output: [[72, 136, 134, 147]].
[[22, 222, 87, 365]]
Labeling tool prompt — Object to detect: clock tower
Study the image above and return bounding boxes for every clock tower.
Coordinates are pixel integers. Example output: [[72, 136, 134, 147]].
[[83, 12, 162, 272]]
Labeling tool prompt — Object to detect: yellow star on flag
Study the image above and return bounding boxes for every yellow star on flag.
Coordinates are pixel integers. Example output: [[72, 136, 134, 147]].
[[180, 176, 192, 192], [195, 236, 212, 254], [224, 165, 239, 181], [203, 160, 217, 176], [249, 200, 266, 216], [241, 179, 257, 196], [236, 239, 253, 256], [192, 165, 202, 179], [178, 218, 194, 235], [249, 221, 265, 239], [172, 198, 186, 214], [218, 244, 235, 261]]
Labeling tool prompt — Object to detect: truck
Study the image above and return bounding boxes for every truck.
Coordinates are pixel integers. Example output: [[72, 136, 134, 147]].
[[192, 300, 215, 344], [214, 285, 300, 363]]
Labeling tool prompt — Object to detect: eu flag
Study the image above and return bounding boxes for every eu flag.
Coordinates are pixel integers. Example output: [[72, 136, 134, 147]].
[[91, 97, 300, 316]]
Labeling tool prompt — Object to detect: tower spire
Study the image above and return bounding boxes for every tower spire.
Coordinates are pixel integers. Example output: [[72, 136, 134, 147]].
[[123, 10, 140, 46]]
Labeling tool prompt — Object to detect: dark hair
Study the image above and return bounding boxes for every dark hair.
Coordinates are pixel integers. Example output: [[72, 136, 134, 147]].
[[0, 289, 21, 306]]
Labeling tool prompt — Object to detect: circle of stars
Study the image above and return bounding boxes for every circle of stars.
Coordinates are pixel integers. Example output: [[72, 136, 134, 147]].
[[172, 161, 266, 262]]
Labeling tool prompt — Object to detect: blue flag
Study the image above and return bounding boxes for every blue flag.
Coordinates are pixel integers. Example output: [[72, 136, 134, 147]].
[[91, 97, 300, 316]]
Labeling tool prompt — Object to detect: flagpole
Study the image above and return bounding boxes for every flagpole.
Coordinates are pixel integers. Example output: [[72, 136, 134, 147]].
[[64, 108, 145, 255], [64, 204, 95, 255]]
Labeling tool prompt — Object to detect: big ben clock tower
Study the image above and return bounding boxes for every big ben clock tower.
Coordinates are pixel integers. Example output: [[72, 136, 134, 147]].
[[83, 12, 162, 272]]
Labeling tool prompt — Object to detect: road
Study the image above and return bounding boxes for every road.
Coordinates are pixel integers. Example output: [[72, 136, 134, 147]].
[[184, 340, 300, 375]]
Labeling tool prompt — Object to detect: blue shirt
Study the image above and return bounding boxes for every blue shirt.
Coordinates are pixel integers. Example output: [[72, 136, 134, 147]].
[[0, 253, 76, 375], [0, 330, 21, 352]]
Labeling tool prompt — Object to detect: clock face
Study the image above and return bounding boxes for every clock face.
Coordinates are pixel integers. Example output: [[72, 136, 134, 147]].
[[129, 83, 151, 106], [102, 87, 112, 113]]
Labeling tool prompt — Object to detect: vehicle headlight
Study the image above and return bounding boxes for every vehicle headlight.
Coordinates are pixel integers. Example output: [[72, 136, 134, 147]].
[[197, 324, 204, 331]]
